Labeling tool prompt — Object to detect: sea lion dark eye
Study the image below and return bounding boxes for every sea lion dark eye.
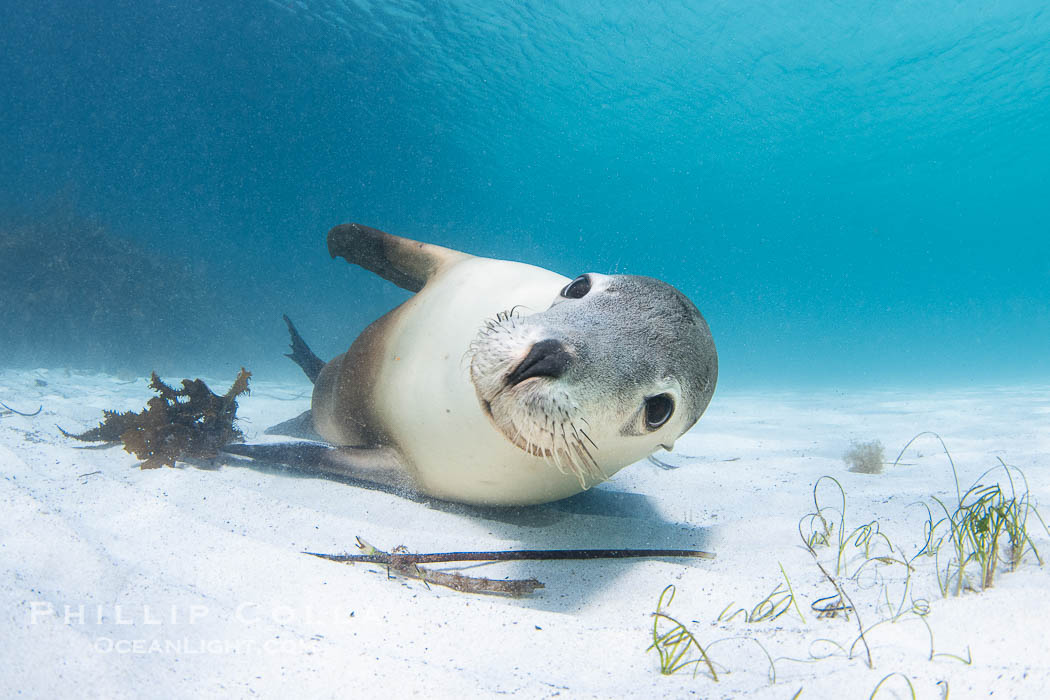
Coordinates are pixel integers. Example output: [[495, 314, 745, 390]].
[[644, 394, 674, 430], [560, 275, 591, 299]]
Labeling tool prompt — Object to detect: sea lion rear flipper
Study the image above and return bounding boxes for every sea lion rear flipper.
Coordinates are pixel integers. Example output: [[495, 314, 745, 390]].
[[327, 223, 470, 293], [222, 442, 417, 495], [282, 315, 326, 384]]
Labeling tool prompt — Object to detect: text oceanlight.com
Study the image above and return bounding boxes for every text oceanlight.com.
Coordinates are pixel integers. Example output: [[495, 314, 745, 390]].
[[92, 637, 317, 655]]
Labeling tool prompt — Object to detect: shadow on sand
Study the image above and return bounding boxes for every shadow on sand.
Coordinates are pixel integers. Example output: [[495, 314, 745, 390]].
[[220, 444, 715, 612]]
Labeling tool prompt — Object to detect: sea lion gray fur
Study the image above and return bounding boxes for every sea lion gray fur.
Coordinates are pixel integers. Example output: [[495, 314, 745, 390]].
[[238, 223, 717, 506]]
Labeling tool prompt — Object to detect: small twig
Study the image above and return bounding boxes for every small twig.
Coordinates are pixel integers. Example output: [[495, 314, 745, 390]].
[[307, 538, 716, 596], [0, 401, 42, 417], [648, 454, 681, 469]]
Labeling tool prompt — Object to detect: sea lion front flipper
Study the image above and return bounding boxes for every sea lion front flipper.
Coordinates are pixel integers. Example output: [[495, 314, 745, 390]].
[[327, 223, 471, 293], [222, 442, 418, 496], [264, 410, 322, 441]]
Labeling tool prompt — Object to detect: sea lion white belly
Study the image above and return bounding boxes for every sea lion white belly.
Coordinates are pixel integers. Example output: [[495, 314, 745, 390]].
[[373, 258, 579, 503], [303, 222, 717, 506]]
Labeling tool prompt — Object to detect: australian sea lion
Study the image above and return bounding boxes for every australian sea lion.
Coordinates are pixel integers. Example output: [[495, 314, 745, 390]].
[[233, 223, 717, 506]]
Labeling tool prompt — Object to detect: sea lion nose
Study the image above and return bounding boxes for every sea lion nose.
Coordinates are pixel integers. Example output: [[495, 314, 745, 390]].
[[505, 339, 572, 386]]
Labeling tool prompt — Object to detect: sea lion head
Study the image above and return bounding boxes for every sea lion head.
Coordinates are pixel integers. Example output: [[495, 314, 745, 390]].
[[468, 273, 717, 488]]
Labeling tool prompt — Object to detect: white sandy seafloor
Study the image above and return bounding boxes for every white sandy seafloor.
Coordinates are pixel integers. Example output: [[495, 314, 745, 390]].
[[2, 368, 1049, 699]]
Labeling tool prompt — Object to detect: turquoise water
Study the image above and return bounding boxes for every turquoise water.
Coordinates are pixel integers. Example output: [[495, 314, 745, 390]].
[[2, 2, 1048, 388]]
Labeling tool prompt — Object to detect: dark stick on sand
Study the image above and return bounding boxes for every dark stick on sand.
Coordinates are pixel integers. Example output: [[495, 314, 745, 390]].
[[305, 537, 715, 596], [306, 547, 716, 565]]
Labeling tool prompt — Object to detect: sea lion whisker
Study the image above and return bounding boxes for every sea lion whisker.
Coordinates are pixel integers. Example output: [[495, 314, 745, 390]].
[[572, 428, 599, 471], [571, 439, 601, 482], [578, 427, 598, 451], [556, 421, 592, 489]]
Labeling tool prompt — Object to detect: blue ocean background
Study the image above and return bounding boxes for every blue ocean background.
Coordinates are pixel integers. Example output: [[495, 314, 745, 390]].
[[1, 1, 1047, 389]]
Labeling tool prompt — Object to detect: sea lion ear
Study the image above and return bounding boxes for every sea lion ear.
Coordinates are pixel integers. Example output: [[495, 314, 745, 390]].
[[327, 223, 472, 293]]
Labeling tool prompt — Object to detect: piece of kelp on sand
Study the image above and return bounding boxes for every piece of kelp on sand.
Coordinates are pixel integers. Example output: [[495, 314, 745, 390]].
[[63, 369, 251, 469]]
